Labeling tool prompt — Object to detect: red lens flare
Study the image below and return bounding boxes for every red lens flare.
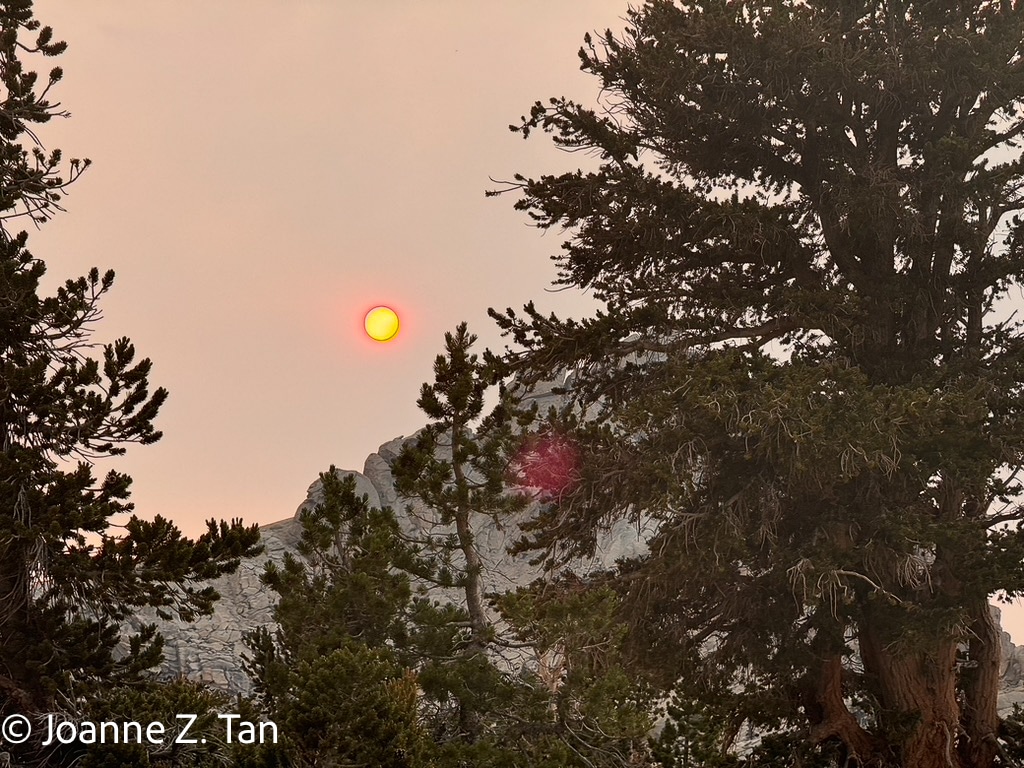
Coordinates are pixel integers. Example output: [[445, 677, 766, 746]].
[[510, 432, 581, 501]]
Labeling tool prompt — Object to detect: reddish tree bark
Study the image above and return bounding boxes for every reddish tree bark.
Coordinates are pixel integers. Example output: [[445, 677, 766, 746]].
[[859, 614, 962, 768]]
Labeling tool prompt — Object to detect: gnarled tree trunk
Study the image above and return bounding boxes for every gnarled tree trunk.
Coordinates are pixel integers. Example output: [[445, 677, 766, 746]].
[[858, 612, 965, 768]]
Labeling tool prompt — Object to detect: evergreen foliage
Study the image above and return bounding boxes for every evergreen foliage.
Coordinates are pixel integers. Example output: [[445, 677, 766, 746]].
[[68, 678, 265, 768], [246, 327, 654, 767], [495, 576, 656, 766], [390, 322, 532, 741], [0, 2, 262, 764], [489, 1, 1024, 766], [243, 469, 435, 767]]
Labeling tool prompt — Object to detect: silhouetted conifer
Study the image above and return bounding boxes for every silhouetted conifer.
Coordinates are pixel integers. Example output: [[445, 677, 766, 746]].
[[490, 2, 1024, 766], [0, 6, 261, 764]]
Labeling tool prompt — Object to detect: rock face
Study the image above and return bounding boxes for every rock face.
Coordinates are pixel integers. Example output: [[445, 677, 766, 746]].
[[132, 516, 303, 693], [996, 606, 1024, 714], [146, 428, 1024, 717]]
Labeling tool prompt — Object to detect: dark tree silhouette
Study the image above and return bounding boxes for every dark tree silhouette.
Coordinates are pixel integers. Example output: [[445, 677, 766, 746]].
[[492, 2, 1024, 766]]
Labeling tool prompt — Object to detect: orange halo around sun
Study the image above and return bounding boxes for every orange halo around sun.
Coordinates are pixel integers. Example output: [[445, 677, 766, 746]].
[[364, 306, 400, 342]]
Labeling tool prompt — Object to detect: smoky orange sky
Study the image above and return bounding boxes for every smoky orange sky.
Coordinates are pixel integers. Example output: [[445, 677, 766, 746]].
[[25, 2, 1024, 643], [28, 1, 613, 526]]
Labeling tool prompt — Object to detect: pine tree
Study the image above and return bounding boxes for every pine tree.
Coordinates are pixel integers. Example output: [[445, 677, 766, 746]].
[[392, 324, 653, 766], [490, 2, 1024, 767], [391, 322, 531, 741], [244, 469, 436, 768], [0, 0, 261, 751], [247, 329, 654, 767], [72, 678, 267, 768]]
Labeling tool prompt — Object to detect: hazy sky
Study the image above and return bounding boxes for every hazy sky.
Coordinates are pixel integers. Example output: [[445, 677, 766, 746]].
[[29, 1, 619, 531], [24, 3, 1024, 642]]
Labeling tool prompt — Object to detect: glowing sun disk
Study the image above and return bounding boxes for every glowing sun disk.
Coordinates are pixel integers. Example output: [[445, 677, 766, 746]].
[[364, 306, 400, 342]]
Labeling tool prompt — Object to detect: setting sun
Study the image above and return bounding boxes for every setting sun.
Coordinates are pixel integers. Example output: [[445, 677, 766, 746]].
[[364, 306, 400, 342]]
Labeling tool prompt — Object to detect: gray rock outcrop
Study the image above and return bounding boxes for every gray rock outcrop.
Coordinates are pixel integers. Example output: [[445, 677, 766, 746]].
[[995, 605, 1024, 714], [132, 515, 302, 693]]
